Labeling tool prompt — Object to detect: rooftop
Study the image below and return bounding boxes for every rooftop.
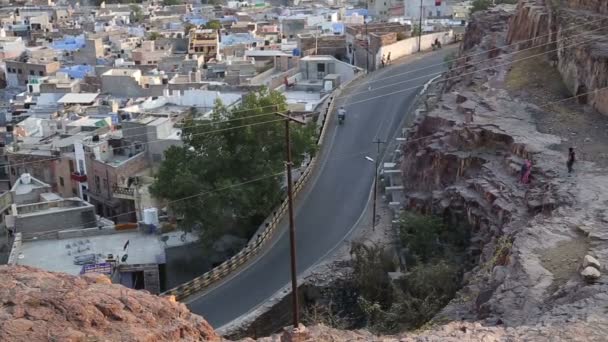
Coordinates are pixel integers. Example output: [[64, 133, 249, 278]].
[[16, 230, 166, 275], [11, 174, 51, 196], [57, 93, 99, 105]]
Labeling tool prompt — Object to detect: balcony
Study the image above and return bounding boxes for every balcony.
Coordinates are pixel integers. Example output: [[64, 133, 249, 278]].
[[70, 172, 87, 182], [113, 185, 135, 200]]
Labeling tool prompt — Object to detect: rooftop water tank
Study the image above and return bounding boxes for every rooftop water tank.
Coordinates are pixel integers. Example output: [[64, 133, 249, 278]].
[[20, 173, 32, 185]]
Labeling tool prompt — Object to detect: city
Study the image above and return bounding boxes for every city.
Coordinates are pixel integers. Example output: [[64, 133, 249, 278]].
[[0, 0, 606, 341]]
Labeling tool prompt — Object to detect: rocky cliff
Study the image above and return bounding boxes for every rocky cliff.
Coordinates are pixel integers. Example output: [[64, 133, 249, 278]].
[[0, 266, 219, 342], [507, 0, 608, 115], [394, 3, 608, 337]]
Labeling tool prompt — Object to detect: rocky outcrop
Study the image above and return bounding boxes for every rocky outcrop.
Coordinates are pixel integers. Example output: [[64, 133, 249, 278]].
[[507, 0, 608, 115], [0, 266, 219, 342], [243, 320, 608, 341], [394, 3, 608, 334]]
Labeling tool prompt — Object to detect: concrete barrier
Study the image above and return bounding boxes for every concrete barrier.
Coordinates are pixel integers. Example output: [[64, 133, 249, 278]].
[[162, 70, 366, 301]]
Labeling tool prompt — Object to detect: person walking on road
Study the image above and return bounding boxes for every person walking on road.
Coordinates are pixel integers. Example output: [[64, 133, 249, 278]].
[[387, 52, 391, 65], [381, 54, 385, 68], [567, 147, 576, 174]]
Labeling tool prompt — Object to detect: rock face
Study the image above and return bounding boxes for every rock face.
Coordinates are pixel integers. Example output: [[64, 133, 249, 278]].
[[0, 266, 219, 342], [392, 1, 608, 335], [507, 0, 608, 115]]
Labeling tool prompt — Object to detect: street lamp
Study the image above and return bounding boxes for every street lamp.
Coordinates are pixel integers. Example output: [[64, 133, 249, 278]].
[[365, 139, 385, 230], [275, 110, 305, 330]]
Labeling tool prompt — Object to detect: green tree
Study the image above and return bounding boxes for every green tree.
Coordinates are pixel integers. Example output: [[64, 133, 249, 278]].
[[129, 4, 143, 23], [470, 0, 492, 14], [163, 0, 181, 5], [151, 88, 317, 244], [147, 32, 162, 40], [202, 0, 224, 5], [205, 20, 222, 30], [184, 22, 196, 36], [412, 24, 422, 37]]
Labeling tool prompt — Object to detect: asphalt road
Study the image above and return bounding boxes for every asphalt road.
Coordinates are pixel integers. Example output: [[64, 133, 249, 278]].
[[187, 48, 454, 328]]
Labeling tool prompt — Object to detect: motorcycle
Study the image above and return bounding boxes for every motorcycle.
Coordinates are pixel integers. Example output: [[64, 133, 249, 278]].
[[338, 109, 346, 125]]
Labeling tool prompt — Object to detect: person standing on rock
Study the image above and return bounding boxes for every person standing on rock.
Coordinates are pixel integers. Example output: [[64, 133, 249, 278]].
[[521, 159, 532, 184], [567, 147, 576, 174]]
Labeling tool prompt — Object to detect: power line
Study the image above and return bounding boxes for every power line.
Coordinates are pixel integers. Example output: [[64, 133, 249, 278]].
[[343, 17, 608, 90], [5, 34, 607, 169], [23, 170, 292, 236], [344, 36, 606, 106], [12, 85, 606, 233]]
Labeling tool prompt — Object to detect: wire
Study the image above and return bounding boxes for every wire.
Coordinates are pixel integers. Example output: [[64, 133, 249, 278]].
[[343, 17, 608, 90], [13, 84, 607, 234], [2, 117, 290, 168], [23, 170, 291, 236], [341, 31, 606, 100], [344, 35, 605, 105], [17, 20, 604, 147], [5, 33, 607, 169]]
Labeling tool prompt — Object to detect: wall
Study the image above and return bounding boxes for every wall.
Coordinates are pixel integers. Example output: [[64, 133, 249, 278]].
[[55, 155, 78, 199], [377, 30, 455, 68], [14, 202, 97, 238], [7, 153, 58, 191]]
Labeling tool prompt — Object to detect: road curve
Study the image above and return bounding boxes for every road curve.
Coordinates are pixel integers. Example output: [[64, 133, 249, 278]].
[[187, 48, 455, 328]]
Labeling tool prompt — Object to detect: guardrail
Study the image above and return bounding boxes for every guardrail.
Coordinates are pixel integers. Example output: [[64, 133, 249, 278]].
[[162, 70, 365, 300]]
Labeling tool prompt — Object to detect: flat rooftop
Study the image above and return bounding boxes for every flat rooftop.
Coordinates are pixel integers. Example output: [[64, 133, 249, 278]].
[[17, 230, 166, 275], [57, 93, 99, 104]]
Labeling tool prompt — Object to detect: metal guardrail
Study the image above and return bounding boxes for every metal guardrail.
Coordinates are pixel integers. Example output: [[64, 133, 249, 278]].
[[162, 72, 365, 300]]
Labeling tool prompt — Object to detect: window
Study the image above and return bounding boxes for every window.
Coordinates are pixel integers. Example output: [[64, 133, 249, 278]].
[[78, 160, 85, 173], [10, 167, 15, 176], [103, 178, 108, 192], [17, 69, 22, 74], [69, 160, 74, 173], [38, 71, 43, 76], [95, 175, 100, 192], [317, 63, 325, 73], [59, 177, 64, 186], [72, 188, 78, 196], [29, 70, 34, 76]]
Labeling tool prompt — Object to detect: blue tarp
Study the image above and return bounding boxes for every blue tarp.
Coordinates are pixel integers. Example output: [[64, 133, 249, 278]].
[[332, 22, 345, 35], [59, 65, 94, 79], [187, 18, 207, 26], [52, 34, 86, 52]]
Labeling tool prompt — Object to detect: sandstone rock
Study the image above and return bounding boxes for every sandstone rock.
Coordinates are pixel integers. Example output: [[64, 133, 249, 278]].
[[580, 266, 601, 283], [0, 265, 219, 342], [582, 255, 601, 270]]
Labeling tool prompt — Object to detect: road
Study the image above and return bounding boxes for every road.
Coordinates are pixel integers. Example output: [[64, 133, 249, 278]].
[[187, 48, 455, 328]]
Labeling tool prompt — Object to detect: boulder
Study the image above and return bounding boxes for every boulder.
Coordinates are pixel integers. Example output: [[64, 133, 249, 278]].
[[582, 255, 601, 270], [580, 266, 601, 283]]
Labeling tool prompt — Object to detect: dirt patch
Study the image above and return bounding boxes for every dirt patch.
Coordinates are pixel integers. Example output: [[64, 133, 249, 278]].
[[506, 49, 608, 168], [538, 237, 589, 293]]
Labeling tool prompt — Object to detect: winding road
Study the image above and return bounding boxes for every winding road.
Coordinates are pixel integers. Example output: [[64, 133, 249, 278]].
[[186, 47, 455, 328]]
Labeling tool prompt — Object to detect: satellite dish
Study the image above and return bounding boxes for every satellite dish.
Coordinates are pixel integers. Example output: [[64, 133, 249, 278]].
[[121, 254, 128, 262]]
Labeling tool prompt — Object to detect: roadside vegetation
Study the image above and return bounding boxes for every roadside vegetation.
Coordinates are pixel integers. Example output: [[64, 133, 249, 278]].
[[151, 88, 317, 250], [353, 212, 470, 333], [302, 211, 471, 334]]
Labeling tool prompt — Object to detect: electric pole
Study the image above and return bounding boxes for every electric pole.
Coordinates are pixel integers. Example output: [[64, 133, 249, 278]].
[[365, 22, 369, 73], [275, 110, 305, 330], [372, 138, 385, 230], [418, 0, 423, 52]]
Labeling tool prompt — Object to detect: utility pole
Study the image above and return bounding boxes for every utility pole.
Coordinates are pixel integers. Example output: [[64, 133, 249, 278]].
[[365, 22, 369, 73], [275, 110, 305, 330], [418, 0, 423, 52], [371, 138, 385, 230]]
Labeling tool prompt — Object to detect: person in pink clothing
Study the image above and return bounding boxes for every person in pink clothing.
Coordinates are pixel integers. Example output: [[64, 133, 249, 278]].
[[520, 159, 532, 184]]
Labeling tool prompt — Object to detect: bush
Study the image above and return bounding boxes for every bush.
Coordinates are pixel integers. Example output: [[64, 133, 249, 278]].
[[470, 0, 492, 14]]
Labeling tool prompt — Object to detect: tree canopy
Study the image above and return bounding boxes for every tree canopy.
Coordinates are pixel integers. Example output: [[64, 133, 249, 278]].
[[151, 89, 317, 244], [205, 20, 222, 30]]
